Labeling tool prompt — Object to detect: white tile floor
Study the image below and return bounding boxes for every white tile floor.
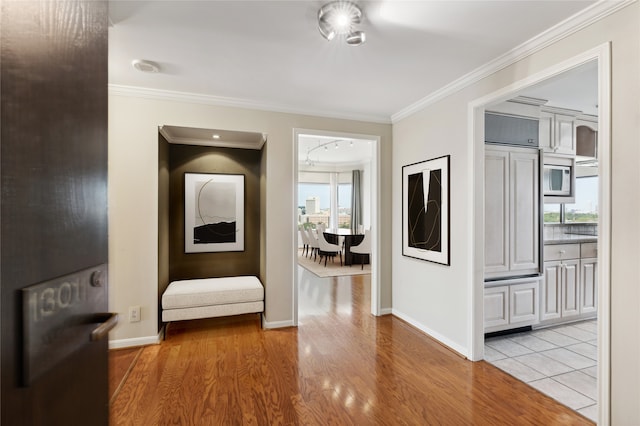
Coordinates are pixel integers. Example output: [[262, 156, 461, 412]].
[[485, 320, 597, 422]]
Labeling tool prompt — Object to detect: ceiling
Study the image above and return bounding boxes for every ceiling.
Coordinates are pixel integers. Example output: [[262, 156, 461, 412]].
[[108, 0, 598, 123], [519, 60, 598, 116], [298, 134, 374, 167]]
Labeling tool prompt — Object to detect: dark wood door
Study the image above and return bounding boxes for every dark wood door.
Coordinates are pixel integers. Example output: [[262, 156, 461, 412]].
[[1, 1, 110, 424]]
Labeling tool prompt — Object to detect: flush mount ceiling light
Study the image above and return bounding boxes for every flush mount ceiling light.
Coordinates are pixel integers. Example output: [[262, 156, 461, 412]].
[[132, 59, 160, 73], [318, 1, 366, 46]]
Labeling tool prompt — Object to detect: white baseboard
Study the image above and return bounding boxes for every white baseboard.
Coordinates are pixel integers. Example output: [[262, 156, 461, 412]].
[[262, 317, 295, 329], [391, 309, 469, 358], [109, 333, 161, 349], [379, 307, 393, 315]]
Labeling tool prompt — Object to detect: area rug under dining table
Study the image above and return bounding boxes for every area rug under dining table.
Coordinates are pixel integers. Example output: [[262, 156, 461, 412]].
[[297, 249, 371, 278]]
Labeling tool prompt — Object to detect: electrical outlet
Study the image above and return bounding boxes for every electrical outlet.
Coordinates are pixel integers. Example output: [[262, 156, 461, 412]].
[[128, 305, 141, 323]]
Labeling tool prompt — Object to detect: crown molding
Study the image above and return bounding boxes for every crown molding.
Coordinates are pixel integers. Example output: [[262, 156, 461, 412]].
[[391, 0, 635, 123], [108, 84, 392, 125]]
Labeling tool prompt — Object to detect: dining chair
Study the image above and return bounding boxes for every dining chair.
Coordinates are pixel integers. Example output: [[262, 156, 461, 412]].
[[305, 228, 319, 261], [318, 232, 342, 267], [350, 229, 371, 269], [299, 227, 310, 257]]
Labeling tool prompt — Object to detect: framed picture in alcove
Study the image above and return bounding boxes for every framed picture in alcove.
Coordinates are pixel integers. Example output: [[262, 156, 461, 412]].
[[184, 173, 244, 253], [402, 155, 450, 265]]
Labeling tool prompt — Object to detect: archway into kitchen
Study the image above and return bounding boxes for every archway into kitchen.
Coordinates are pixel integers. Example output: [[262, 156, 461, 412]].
[[292, 129, 381, 325], [469, 44, 610, 423]]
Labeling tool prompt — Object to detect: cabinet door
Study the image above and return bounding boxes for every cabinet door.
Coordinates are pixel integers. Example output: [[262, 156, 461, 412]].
[[542, 261, 562, 321], [484, 286, 509, 329], [509, 150, 539, 274], [484, 148, 510, 277], [554, 114, 576, 155], [510, 281, 539, 325], [561, 259, 580, 318], [580, 258, 598, 315], [539, 111, 554, 152]]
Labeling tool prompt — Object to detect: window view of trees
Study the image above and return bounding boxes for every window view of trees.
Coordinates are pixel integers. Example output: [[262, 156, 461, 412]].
[[543, 175, 598, 223]]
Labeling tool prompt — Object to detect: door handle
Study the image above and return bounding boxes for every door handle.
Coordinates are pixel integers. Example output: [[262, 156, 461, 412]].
[[89, 313, 118, 341]]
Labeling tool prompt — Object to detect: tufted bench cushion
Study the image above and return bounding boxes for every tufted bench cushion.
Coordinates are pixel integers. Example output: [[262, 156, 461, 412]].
[[162, 276, 264, 322]]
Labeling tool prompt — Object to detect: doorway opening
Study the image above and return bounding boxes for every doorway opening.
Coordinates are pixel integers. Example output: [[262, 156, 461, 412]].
[[470, 44, 611, 424], [293, 129, 381, 325]]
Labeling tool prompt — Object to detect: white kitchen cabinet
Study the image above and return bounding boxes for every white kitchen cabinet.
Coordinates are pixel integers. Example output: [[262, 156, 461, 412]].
[[484, 148, 509, 276], [484, 286, 509, 329], [580, 257, 598, 315], [484, 278, 540, 333], [485, 145, 539, 279], [540, 242, 597, 325], [561, 259, 580, 318], [541, 261, 561, 321], [510, 281, 539, 325], [542, 259, 580, 321], [539, 109, 579, 156]]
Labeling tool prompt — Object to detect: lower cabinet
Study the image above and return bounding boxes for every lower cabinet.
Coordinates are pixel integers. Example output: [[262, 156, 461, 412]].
[[540, 242, 598, 326], [541, 259, 580, 321], [580, 257, 598, 315], [484, 278, 540, 333]]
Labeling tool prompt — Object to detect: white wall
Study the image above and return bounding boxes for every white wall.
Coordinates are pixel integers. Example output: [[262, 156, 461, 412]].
[[108, 95, 392, 343], [392, 4, 639, 423]]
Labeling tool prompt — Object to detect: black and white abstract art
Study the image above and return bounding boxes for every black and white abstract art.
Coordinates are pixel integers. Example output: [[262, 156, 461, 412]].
[[184, 173, 244, 253], [402, 155, 450, 265]]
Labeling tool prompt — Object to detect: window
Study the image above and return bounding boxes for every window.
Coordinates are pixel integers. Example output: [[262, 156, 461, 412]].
[[298, 182, 330, 228], [338, 182, 352, 229], [298, 171, 354, 229], [543, 176, 598, 224], [543, 203, 561, 223], [565, 176, 598, 223]]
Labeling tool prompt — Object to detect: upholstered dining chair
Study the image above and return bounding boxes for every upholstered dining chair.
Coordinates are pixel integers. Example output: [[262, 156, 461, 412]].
[[318, 232, 342, 267], [305, 228, 319, 261], [350, 229, 371, 270], [299, 227, 310, 257]]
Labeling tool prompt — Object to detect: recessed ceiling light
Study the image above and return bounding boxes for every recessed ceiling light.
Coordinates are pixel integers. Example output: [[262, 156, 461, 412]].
[[212, 134, 221, 139], [132, 59, 160, 73]]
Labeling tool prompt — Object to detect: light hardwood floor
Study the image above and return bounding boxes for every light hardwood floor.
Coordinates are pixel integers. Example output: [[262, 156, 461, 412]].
[[109, 268, 593, 425]]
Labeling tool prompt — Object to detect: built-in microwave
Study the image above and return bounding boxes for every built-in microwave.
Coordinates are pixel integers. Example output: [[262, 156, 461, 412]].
[[543, 164, 572, 196]]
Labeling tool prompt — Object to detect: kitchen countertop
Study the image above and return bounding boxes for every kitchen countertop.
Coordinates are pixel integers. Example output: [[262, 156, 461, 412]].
[[544, 234, 597, 244]]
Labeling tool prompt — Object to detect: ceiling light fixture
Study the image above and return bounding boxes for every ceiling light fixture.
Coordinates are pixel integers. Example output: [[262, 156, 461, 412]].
[[318, 1, 366, 46], [304, 139, 344, 166], [131, 59, 160, 73]]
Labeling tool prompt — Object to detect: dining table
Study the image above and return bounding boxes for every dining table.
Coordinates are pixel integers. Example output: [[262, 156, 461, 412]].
[[323, 228, 369, 266]]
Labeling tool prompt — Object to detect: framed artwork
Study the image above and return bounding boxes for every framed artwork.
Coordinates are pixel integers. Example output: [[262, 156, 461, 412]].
[[402, 155, 450, 265], [184, 173, 244, 253]]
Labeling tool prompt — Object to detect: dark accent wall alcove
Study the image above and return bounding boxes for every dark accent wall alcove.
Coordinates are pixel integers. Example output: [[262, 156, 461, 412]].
[[157, 131, 265, 330], [168, 142, 262, 280]]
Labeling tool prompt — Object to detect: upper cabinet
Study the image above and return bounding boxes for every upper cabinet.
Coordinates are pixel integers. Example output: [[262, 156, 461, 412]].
[[538, 107, 582, 156], [485, 113, 539, 147], [575, 115, 598, 162]]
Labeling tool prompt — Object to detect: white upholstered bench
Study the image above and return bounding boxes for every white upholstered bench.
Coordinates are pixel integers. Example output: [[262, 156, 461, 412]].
[[161, 276, 264, 322]]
